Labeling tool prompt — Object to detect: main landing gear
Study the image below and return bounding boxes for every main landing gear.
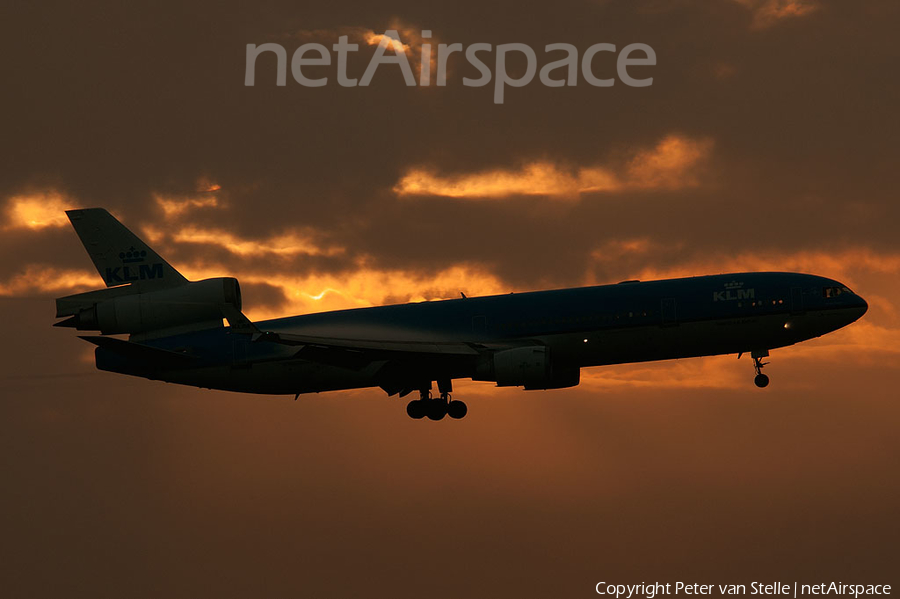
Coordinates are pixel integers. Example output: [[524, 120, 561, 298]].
[[406, 380, 467, 420]]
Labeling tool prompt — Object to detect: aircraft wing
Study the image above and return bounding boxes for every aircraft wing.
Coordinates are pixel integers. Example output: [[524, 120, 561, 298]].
[[239, 317, 540, 397], [255, 331, 484, 356], [253, 330, 529, 397]]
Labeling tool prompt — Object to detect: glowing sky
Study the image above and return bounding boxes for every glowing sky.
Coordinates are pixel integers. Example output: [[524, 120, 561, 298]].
[[1, 1, 898, 596]]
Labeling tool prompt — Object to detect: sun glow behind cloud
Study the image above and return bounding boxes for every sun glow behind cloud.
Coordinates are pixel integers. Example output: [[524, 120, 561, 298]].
[[4, 192, 73, 230], [167, 227, 345, 258], [294, 19, 436, 80], [177, 263, 508, 321], [364, 32, 409, 54], [734, 0, 820, 29]]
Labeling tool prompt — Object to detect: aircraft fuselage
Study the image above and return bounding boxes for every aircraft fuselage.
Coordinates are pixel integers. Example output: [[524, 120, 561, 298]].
[[94, 272, 868, 396]]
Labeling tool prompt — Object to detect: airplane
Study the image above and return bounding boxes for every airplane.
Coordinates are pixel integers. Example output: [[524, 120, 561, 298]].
[[54, 208, 868, 420]]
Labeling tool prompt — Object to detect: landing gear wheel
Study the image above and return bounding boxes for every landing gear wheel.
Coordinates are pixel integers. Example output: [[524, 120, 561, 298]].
[[754, 374, 769, 388], [406, 400, 425, 419], [426, 400, 447, 421], [404, 382, 465, 420], [447, 400, 468, 419]]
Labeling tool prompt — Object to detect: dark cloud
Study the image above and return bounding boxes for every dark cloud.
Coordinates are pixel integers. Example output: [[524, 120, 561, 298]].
[[2, 1, 899, 595], [238, 280, 289, 311], [2, 0, 898, 288]]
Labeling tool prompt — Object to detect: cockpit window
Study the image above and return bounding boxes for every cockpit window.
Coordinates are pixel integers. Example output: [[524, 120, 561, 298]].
[[823, 286, 852, 298]]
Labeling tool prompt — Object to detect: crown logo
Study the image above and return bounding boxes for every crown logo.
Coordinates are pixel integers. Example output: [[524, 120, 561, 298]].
[[724, 280, 743, 290], [120, 246, 147, 264]]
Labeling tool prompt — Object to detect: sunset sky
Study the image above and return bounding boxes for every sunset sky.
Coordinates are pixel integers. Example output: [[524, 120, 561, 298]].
[[2, 1, 898, 596]]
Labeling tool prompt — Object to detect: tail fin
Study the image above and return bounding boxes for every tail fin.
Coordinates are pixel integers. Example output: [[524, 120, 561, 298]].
[[66, 208, 187, 290]]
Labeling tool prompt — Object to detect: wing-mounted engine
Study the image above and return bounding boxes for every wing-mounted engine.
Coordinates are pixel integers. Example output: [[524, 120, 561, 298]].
[[475, 345, 580, 390], [55, 277, 243, 337]]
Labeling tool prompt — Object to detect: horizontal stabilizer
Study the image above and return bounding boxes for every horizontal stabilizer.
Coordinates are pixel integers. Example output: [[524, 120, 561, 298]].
[[56, 284, 139, 318], [54, 315, 78, 328]]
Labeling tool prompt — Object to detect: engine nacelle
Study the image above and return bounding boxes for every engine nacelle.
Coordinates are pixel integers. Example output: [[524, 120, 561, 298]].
[[475, 346, 580, 390], [57, 277, 241, 335]]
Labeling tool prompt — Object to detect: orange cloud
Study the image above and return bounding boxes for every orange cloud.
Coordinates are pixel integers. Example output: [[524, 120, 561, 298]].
[[143, 218, 344, 260], [394, 134, 713, 200], [611, 248, 900, 290], [154, 179, 223, 218], [734, 0, 820, 29], [167, 226, 344, 259], [294, 20, 436, 80], [365, 21, 437, 81], [578, 321, 900, 392], [627, 135, 714, 189], [7, 221, 896, 389], [580, 355, 745, 391], [589, 238, 670, 264], [364, 32, 409, 54], [590, 245, 900, 340], [791, 320, 900, 358], [154, 194, 221, 218], [0, 257, 503, 323], [0, 265, 99, 297], [6, 255, 897, 398], [395, 162, 621, 199], [3, 192, 73, 230], [213, 264, 506, 321], [196, 176, 222, 193]]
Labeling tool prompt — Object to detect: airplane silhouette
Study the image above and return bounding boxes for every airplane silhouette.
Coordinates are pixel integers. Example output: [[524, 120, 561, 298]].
[[55, 209, 868, 420]]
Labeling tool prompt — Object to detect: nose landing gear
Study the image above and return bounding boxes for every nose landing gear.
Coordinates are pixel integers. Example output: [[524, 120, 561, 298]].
[[751, 350, 769, 388]]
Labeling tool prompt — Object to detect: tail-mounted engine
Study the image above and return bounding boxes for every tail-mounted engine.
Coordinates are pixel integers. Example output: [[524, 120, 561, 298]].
[[55, 277, 242, 336]]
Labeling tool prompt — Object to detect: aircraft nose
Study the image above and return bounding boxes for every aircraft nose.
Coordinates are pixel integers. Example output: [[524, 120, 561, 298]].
[[852, 295, 868, 320]]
